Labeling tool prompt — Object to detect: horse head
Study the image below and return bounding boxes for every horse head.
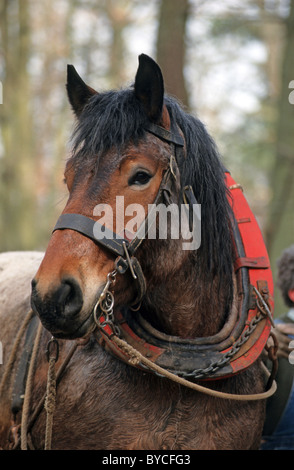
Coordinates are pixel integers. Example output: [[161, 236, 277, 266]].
[[31, 54, 234, 341], [31, 55, 182, 338]]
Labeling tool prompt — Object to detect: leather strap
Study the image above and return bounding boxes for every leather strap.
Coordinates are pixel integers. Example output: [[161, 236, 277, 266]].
[[52, 163, 177, 260], [144, 122, 184, 147], [234, 256, 270, 271], [11, 314, 39, 416], [53, 213, 127, 257]]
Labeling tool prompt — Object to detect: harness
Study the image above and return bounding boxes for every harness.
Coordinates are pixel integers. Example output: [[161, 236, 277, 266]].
[[52, 120, 276, 383], [3, 120, 277, 450]]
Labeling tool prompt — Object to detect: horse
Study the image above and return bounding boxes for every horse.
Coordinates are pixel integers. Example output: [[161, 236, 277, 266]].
[[0, 54, 276, 450]]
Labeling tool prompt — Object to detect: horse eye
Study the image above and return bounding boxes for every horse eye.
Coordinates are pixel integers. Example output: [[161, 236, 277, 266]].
[[128, 171, 152, 186]]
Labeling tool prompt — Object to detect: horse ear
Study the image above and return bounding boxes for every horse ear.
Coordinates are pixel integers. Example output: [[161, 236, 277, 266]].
[[66, 65, 97, 117], [134, 54, 164, 123]]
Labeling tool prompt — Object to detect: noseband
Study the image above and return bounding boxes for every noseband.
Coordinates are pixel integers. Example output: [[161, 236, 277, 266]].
[[52, 120, 276, 384]]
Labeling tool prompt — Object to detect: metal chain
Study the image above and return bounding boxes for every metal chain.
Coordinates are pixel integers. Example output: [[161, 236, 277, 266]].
[[93, 270, 121, 337], [93, 276, 274, 382], [174, 313, 262, 380], [172, 291, 274, 380]]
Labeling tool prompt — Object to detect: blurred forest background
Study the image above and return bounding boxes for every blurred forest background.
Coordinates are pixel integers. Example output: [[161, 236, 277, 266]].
[[0, 0, 293, 315]]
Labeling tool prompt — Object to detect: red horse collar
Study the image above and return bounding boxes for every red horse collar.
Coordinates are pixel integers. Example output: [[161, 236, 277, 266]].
[[95, 171, 274, 381]]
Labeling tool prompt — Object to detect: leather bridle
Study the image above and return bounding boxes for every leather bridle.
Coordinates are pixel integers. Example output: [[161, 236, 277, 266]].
[[53, 121, 191, 305]]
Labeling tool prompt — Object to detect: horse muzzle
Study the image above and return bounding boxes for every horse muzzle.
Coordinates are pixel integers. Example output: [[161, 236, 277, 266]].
[[30, 277, 91, 339]]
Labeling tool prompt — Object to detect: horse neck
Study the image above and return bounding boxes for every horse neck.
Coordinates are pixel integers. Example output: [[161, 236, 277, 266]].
[[141, 239, 232, 339]]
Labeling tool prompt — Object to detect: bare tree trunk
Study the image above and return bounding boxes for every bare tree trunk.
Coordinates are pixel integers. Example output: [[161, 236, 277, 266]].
[[265, 0, 294, 315], [104, 0, 131, 88], [0, 0, 36, 250], [156, 0, 190, 108]]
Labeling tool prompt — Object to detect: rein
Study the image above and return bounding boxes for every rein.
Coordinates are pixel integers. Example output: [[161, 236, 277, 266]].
[[110, 335, 277, 401]]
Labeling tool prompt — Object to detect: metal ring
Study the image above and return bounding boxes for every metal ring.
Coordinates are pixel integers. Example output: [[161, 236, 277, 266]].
[[100, 291, 114, 314]]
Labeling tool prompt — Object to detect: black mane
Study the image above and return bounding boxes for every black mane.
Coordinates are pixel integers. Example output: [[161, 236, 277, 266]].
[[164, 96, 234, 284], [71, 88, 234, 307], [72, 89, 149, 160]]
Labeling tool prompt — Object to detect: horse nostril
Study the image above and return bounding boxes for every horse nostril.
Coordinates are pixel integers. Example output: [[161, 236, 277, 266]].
[[31, 277, 83, 319], [58, 278, 83, 316], [56, 281, 72, 305]]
